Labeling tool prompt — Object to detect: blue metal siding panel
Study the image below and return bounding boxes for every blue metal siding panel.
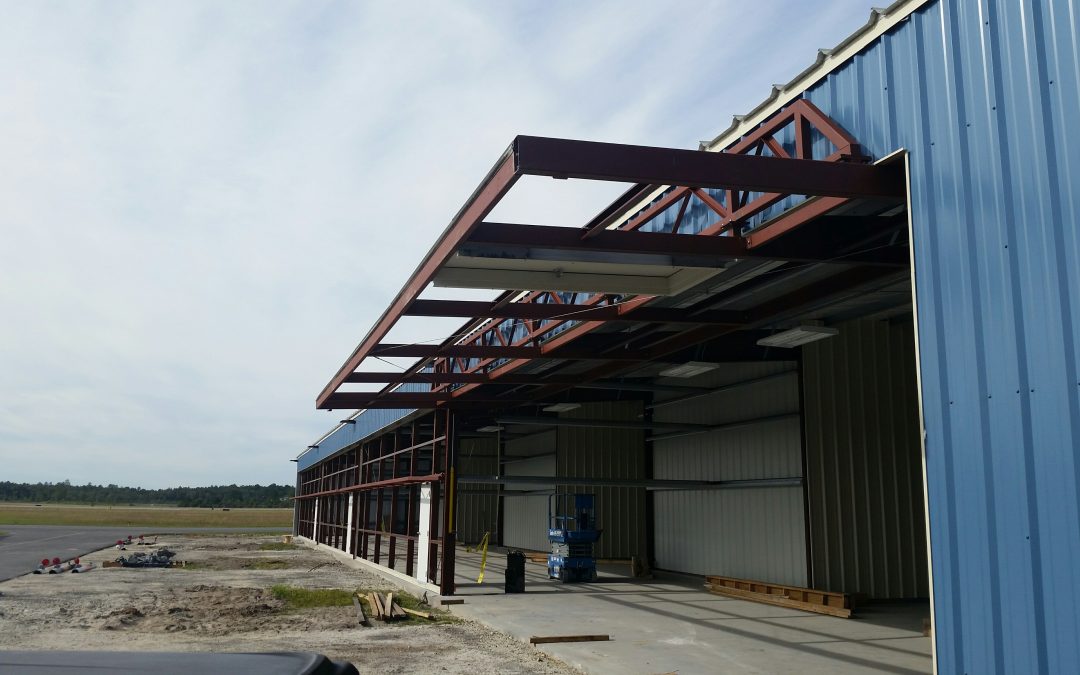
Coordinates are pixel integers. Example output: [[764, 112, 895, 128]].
[[296, 405, 417, 471], [791, 1, 1080, 672]]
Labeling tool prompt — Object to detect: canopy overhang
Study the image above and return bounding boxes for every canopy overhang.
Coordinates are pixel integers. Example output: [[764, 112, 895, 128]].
[[316, 100, 908, 412]]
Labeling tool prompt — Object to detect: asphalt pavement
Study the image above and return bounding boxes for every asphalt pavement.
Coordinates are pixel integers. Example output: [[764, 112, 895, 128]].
[[0, 525, 286, 582]]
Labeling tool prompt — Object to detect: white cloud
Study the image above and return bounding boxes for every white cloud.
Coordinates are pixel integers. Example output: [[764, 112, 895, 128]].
[[0, 0, 875, 488]]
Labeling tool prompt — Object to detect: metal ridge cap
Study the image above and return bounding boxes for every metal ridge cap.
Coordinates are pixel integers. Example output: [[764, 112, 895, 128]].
[[585, 3, 931, 241], [699, 0, 934, 153]]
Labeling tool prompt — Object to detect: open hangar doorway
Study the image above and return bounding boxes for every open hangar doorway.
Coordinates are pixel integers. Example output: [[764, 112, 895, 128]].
[[448, 263, 930, 611], [442, 299, 933, 675]]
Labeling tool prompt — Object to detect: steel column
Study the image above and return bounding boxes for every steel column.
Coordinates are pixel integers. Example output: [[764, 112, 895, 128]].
[[439, 410, 457, 595]]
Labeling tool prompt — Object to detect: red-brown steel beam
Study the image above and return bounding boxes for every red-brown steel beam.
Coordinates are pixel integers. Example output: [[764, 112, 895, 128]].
[[371, 344, 542, 359], [467, 221, 751, 257], [465, 222, 905, 267], [744, 196, 850, 247], [345, 371, 592, 385], [369, 343, 653, 360], [431, 293, 653, 392], [521, 267, 905, 402], [404, 299, 747, 325], [297, 473, 444, 499], [322, 392, 536, 409], [584, 185, 692, 239], [317, 148, 520, 409], [513, 135, 903, 199]]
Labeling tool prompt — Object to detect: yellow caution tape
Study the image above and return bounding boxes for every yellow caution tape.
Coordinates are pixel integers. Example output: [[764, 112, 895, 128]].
[[476, 531, 491, 583]]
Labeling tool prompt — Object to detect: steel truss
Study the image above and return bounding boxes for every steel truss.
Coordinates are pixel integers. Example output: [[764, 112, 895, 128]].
[[315, 99, 902, 410]]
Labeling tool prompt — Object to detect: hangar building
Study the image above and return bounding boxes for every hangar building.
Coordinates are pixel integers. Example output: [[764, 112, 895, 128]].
[[294, 1, 1079, 672]]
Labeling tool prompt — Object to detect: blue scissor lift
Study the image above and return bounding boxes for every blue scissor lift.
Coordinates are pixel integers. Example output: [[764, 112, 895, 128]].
[[547, 493, 602, 583]]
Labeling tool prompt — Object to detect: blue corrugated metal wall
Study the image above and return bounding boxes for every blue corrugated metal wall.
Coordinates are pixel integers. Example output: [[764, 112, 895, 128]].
[[297, 406, 416, 470], [798, 1, 1079, 672], [298, 383, 433, 471]]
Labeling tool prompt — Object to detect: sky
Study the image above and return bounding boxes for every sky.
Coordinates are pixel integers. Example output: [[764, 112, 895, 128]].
[[0, 0, 877, 489]]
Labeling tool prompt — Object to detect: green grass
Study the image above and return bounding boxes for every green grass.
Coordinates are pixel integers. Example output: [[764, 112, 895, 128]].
[[258, 542, 298, 551], [271, 585, 355, 608], [249, 560, 289, 570], [0, 503, 291, 528], [269, 584, 458, 624]]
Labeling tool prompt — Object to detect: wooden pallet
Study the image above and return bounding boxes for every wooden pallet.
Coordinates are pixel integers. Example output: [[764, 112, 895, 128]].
[[704, 575, 853, 618]]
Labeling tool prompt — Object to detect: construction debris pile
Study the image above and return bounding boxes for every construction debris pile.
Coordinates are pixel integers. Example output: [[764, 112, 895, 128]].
[[115, 548, 178, 568], [28, 536, 183, 575]]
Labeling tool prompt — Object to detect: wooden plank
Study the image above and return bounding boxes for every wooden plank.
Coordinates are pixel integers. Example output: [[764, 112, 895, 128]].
[[706, 584, 852, 618], [390, 602, 407, 619], [705, 574, 848, 601], [402, 607, 435, 620], [386, 592, 394, 618], [351, 595, 370, 627], [440, 598, 465, 605], [530, 635, 610, 645], [369, 592, 385, 620]]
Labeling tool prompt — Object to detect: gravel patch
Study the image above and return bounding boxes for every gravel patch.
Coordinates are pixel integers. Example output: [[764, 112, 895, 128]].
[[0, 534, 575, 674]]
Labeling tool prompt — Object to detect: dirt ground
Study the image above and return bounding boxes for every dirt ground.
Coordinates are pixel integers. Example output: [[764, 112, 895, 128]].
[[0, 534, 575, 674]]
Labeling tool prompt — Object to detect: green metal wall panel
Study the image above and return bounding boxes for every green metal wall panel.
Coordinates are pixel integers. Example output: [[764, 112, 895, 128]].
[[802, 317, 929, 599]]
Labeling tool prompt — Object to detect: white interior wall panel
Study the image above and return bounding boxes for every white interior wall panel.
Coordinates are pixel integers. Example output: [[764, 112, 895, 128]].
[[802, 317, 928, 599], [502, 438, 555, 552], [557, 401, 647, 561], [653, 363, 807, 586]]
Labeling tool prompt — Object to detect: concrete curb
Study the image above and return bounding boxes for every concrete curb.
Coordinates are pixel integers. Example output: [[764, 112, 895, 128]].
[[294, 536, 441, 602]]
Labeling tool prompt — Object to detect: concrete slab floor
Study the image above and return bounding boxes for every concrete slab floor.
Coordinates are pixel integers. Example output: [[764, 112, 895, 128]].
[[447, 547, 931, 675]]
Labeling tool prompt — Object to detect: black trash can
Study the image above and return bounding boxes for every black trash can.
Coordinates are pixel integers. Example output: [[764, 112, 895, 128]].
[[505, 550, 526, 593]]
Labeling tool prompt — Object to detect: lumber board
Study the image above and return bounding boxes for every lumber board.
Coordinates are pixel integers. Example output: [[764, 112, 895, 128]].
[[369, 592, 385, 619], [401, 607, 435, 620], [530, 635, 610, 644], [440, 598, 465, 605], [705, 575, 848, 602], [706, 584, 852, 618], [351, 595, 370, 626]]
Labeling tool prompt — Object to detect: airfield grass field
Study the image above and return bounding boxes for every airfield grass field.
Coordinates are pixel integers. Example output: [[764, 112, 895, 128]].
[[0, 503, 291, 528]]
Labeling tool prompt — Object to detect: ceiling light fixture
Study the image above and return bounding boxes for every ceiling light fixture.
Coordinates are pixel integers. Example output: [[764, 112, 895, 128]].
[[658, 361, 720, 379], [542, 402, 582, 413], [756, 325, 839, 348]]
